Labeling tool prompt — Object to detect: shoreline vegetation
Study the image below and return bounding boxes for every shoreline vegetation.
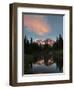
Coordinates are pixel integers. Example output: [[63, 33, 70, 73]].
[[24, 34, 63, 74]]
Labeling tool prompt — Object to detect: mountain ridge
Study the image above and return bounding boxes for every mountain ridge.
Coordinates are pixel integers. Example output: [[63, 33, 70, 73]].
[[33, 38, 55, 46]]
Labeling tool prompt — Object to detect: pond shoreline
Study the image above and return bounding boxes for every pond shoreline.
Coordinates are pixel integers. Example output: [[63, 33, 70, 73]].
[[30, 63, 62, 74]]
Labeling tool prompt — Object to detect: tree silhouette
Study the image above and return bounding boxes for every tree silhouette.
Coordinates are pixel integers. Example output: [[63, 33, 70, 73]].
[[53, 34, 63, 50], [30, 37, 33, 44], [58, 34, 63, 49]]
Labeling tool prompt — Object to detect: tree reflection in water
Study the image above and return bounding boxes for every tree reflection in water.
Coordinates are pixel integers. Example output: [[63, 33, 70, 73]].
[[26, 52, 63, 74], [24, 50, 63, 74]]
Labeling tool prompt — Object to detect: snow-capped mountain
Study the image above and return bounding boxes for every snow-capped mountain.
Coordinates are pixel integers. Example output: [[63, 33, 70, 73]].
[[33, 39, 55, 46]]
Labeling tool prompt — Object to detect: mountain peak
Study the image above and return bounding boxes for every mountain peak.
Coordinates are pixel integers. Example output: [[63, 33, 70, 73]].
[[33, 38, 55, 46]]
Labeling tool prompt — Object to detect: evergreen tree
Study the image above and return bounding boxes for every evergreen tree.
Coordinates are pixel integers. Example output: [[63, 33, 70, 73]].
[[30, 37, 33, 44], [53, 34, 63, 50], [58, 34, 63, 49]]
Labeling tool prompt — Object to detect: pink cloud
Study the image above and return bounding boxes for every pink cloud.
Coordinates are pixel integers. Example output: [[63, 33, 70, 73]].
[[24, 15, 51, 36]]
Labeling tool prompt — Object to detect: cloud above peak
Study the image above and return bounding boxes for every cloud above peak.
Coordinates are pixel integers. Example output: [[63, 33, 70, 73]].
[[24, 15, 51, 36]]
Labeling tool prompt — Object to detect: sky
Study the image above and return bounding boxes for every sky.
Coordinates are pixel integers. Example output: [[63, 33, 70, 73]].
[[23, 13, 63, 41]]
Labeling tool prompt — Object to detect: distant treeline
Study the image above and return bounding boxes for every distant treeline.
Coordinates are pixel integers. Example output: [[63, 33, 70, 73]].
[[24, 34, 63, 55]]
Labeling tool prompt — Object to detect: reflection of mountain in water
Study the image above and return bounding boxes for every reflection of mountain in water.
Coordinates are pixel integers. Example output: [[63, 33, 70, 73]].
[[34, 59, 53, 65], [30, 59, 63, 74]]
